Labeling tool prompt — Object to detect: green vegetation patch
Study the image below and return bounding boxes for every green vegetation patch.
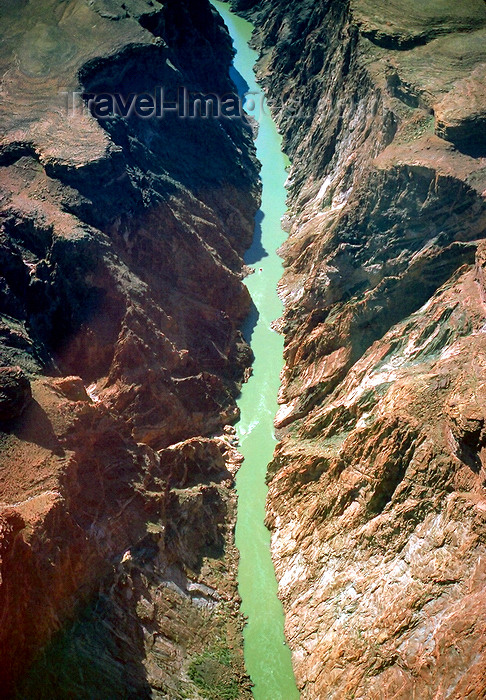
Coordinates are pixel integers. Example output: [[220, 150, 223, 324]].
[[188, 640, 240, 700]]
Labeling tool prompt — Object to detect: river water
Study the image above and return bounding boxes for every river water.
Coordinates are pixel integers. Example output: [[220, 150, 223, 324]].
[[211, 3, 300, 698]]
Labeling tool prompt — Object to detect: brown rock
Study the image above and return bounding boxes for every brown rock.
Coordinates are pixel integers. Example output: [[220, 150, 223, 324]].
[[51, 376, 90, 402], [244, 0, 486, 697], [0, 0, 257, 695], [435, 64, 486, 156]]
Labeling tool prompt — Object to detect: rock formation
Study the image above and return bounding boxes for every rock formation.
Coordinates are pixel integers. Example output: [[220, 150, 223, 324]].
[[0, 366, 32, 420], [234, 0, 486, 697], [0, 0, 257, 696]]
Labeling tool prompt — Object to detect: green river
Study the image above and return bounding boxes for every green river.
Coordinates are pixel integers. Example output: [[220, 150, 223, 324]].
[[211, 3, 300, 698]]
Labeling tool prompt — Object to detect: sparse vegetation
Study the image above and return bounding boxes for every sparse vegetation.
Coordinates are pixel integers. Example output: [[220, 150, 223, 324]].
[[188, 639, 240, 700]]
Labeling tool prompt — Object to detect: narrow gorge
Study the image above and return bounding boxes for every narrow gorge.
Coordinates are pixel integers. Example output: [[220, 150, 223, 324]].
[[211, 3, 299, 697], [1, 0, 486, 698]]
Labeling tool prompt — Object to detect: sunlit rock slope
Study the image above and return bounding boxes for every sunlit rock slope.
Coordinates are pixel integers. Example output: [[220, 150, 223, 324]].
[[235, 0, 486, 697]]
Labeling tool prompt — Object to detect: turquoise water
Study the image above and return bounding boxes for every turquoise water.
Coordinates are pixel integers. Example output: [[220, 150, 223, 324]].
[[211, 3, 300, 698]]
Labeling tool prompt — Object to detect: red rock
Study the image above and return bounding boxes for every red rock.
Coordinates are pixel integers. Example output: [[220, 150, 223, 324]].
[[0, 0, 256, 695], [245, 0, 486, 696]]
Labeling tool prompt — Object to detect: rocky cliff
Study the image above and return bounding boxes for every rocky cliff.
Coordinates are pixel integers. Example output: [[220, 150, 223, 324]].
[[235, 0, 486, 697], [0, 0, 258, 696]]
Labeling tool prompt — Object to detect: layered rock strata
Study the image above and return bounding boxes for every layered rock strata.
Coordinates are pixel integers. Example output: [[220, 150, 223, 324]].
[[235, 0, 486, 697], [0, 0, 258, 696]]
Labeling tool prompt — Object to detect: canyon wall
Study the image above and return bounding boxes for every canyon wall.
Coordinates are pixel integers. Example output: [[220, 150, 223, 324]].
[[237, 0, 486, 697], [0, 0, 257, 696]]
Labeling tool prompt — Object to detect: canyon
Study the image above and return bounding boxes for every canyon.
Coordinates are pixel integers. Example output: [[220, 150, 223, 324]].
[[1, 0, 486, 698]]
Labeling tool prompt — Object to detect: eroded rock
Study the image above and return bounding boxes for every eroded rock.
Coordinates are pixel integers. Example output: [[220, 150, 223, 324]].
[[0, 0, 257, 696], [239, 0, 486, 696]]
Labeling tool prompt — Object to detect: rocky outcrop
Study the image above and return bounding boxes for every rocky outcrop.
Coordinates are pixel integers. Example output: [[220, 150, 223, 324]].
[[0, 0, 258, 696], [235, 0, 486, 697], [0, 367, 32, 420], [2, 378, 248, 698]]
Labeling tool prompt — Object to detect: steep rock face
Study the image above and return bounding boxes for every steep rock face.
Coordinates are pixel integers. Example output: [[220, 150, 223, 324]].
[[0, 0, 257, 696], [238, 0, 486, 697]]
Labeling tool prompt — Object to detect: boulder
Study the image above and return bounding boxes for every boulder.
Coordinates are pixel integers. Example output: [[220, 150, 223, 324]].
[[0, 366, 32, 421]]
